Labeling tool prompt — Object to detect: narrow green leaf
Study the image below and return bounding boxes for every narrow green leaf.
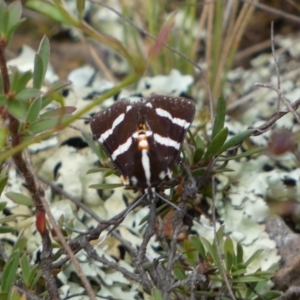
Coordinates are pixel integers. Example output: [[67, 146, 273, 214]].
[[231, 275, 267, 283], [26, 0, 77, 25], [28, 266, 41, 289], [89, 183, 123, 189], [0, 7, 9, 37], [20, 255, 30, 284], [0, 201, 7, 211], [190, 236, 206, 258], [86, 167, 114, 174], [39, 106, 76, 118], [7, 99, 28, 121], [76, 0, 85, 20], [215, 225, 225, 245], [191, 167, 206, 177], [224, 237, 235, 271], [204, 127, 228, 160], [5, 192, 33, 206], [230, 268, 247, 276], [1, 250, 19, 292], [28, 115, 71, 134], [0, 177, 8, 197], [0, 226, 16, 233], [7, 1, 22, 31], [9, 287, 21, 300], [220, 129, 254, 153], [218, 147, 264, 161], [253, 291, 281, 300], [26, 97, 42, 123], [194, 135, 205, 148], [41, 96, 52, 110], [212, 94, 226, 138], [33, 53, 43, 89], [14, 88, 41, 101], [236, 243, 243, 264], [46, 80, 71, 94], [37, 36, 50, 84], [12, 235, 27, 253], [12, 70, 32, 93], [0, 94, 7, 105], [193, 147, 204, 164], [82, 130, 102, 160], [244, 249, 263, 267]]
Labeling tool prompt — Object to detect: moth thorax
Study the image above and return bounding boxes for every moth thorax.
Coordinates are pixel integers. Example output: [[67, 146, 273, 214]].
[[137, 123, 149, 151]]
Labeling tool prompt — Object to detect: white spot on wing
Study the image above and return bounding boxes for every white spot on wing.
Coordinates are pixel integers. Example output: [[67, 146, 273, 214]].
[[159, 171, 166, 180], [111, 137, 132, 160], [131, 176, 138, 186], [153, 133, 180, 149], [146, 102, 153, 108], [155, 108, 191, 129], [141, 150, 151, 186], [99, 113, 125, 143], [126, 105, 132, 112]]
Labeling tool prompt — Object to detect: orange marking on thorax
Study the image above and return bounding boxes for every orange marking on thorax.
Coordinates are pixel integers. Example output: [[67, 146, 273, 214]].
[[137, 123, 149, 151]]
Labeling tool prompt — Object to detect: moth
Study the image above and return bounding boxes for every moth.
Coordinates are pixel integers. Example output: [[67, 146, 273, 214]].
[[90, 94, 195, 200]]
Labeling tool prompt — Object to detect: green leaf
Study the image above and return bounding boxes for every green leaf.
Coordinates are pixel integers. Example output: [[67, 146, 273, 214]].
[[0, 201, 7, 211], [39, 106, 76, 118], [20, 255, 30, 284], [86, 167, 114, 174], [218, 147, 265, 161], [236, 243, 243, 264], [0, 250, 19, 293], [224, 237, 235, 271], [231, 275, 267, 283], [14, 88, 41, 101], [253, 291, 281, 300], [173, 261, 186, 280], [46, 80, 71, 94], [0, 226, 16, 233], [5, 192, 33, 206], [11, 70, 32, 93], [220, 129, 254, 153], [28, 115, 71, 134], [26, 0, 77, 26], [190, 236, 206, 258], [12, 235, 27, 253], [212, 94, 226, 138], [0, 177, 8, 197], [194, 135, 205, 149], [244, 249, 263, 267], [76, 0, 85, 20], [89, 183, 123, 190], [193, 147, 204, 164], [152, 289, 163, 300], [33, 53, 44, 89], [28, 266, 41, 289], [0, 94, 7, 105], [230, 268, 246, 276], [204, 127, 228, 160], [0, 2, 9, 37], [7, 99, 28, 121], [26, 97, 42, 123], [82, 130, 102, 160], [9, 287, 21, 300], [191, 167, 206, 177], [37, 36, 50, 84]]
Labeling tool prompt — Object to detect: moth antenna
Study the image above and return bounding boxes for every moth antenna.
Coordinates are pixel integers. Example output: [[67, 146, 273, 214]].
[[155, 192, 181, 211]]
